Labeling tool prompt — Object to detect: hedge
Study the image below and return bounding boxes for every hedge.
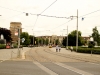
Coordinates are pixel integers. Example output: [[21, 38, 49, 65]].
[[0, 44, 6, 49], [73, 47, 100, 54]]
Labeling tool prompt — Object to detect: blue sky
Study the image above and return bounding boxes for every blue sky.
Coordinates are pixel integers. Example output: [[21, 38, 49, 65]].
[[0, 0, 100, 36]]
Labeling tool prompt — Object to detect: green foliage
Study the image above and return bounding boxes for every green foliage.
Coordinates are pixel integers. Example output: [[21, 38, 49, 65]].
[[77, 48, 100, 54], [55, 39, 59, 45], [45, 38, 49, 45], [88, 41, 95, 48], [0, 44, 6, 49], [20, 32, 30, 46], [92, 27, 100, 45], [13, 44, 18, 48], [62, 30, 83, 46], [0, 28, 12, 42], [29, 35, 36, 45]]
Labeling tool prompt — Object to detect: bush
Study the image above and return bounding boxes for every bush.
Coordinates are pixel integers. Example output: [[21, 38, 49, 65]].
[[88, 41, 95, 48], [77, 47, 100, 54], [0, 44, 6, 49], [13, 44, 18, 48]]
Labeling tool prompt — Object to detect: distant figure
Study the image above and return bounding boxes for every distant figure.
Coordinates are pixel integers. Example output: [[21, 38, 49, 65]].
[[59, 45, 61, 52], [19, 45, 23, 50], [11, 44, 14, 48], [70, 46, 73, 52], [56, 45, 59, 52]]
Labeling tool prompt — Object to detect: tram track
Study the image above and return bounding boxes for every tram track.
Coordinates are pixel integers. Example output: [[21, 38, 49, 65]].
[[25, 47, 100, 64], [44, 48, 100, 63]]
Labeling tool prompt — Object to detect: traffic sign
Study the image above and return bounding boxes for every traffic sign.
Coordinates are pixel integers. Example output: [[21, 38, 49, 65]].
[[22, 38, 25, 43]]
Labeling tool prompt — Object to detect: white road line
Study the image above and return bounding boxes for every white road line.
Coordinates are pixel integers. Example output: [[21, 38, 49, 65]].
[[0, 60, 4, 63], [54, 62, 93, 75], [33, 61, 58, 75], [21, 52, 25, 59], [89, 62, 100, 66], [21, 50, 29, 59]]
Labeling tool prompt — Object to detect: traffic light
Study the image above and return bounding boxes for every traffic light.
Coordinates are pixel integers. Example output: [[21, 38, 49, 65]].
[[26, 13, 28, 16], [82, 17, 84, 21]]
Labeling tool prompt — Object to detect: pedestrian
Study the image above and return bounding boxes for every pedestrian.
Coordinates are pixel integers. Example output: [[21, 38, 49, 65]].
[[56, 45, 59, 52], [59, 45, 61, 52], [70, 46, 73, 52]]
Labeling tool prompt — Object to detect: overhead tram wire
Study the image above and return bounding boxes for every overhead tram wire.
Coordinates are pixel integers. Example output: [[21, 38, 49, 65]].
[[0, 5, 100, 19], [1, 5, 100, 31], [0, 5, 69, 19], [33, 15, 39, 29], [51, 20, 71, 30], [39, 0, 57, 15], [48, 9, 100, 31], [79, 9, 100, 18], [32, 0, 57, 29]]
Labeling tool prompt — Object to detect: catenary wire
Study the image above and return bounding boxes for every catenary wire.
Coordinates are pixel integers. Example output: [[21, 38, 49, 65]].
[[39, 0, 57, 15]]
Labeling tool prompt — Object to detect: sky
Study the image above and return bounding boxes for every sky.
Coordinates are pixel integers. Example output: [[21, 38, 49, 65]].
[[0, 0, 100, 36]]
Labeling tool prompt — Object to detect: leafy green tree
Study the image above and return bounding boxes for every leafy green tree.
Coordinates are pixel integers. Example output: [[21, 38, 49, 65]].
[[92, 27, 100, 45], [29, 35, 36, 45], [45, 38, 49, 45], [62, 30, 83, 46], [55, 39, 59, 45], [0, 28, 12, 42], [43, 38, 45, 45], [62, 37, 66, 46], [20, 32, 30, 46]]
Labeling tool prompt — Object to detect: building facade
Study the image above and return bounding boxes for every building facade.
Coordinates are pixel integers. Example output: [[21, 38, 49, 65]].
[[37, 35, 65, 45], [10, 22, 22, 43]]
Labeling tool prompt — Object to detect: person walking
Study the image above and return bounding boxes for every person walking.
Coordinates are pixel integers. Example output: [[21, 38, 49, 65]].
[[70, 46, 73, 52], [56, 45, 59, 52], [59, 45, 61, 52]]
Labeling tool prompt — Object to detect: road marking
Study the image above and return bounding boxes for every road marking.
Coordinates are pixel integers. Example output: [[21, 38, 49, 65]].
[[33, 61, 58, 75], [21, 50, 29, 59], [21, 52, 25, 59], [0, 60, 5, 63], [89, 62, 100, 65], [54, 62, 93, 75]]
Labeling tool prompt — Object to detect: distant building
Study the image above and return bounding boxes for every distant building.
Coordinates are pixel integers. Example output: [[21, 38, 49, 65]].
[[82, 36, 90, 46], [10, 22, 22, 43], [37, 35, 65, 45]]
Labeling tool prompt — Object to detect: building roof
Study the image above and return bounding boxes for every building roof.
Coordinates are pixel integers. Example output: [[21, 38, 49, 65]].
[[10, 22, 22, 24]]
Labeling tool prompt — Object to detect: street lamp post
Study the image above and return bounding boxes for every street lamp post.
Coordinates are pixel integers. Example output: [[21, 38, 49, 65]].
[[18, 28, 21, 58], [10, 26, 21, 57], [63, 26, 68, 49], [33, 32, 34, 47], [70, 10, 78, 52], [67, 25, 68, 49]]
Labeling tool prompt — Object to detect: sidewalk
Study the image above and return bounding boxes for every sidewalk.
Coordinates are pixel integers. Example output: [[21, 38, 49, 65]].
[[50, 47, 100, 62], [0, 47, 31, 60]]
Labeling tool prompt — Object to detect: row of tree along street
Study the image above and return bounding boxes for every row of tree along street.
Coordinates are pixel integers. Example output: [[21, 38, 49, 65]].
[[0, 26, 100, 47]]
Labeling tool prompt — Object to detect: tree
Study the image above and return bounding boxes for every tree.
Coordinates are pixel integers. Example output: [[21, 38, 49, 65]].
[[55, 39, 59, 45], [92, 27, 100, 45], [29, 35, 36, 45], [20, 32, 30, 46], [45, 38, 49, 45], [62, 30, 83, 46], [0, 28, 12, 42], [43, 38, 46, 45]]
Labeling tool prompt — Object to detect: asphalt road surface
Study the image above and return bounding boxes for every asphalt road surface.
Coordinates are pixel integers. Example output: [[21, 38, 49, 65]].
[[0, 47, 100, 75]]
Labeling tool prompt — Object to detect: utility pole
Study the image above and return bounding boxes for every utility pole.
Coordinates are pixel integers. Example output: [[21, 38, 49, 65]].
[[18, 28, 21, 58], [66, 25, 68, 49], [76, 9, 78, 52], [38, 36, 39, 47], [33, 32, 34, 47], [70, 9, 78, 52]]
